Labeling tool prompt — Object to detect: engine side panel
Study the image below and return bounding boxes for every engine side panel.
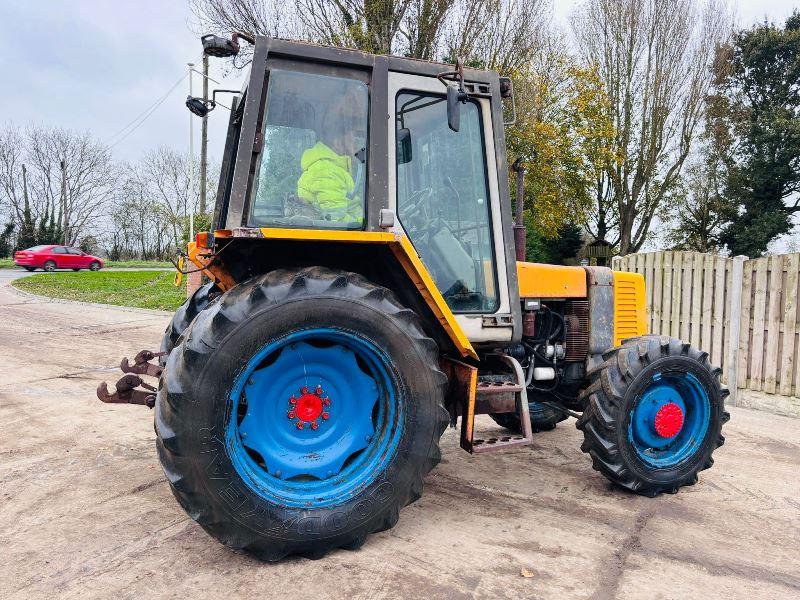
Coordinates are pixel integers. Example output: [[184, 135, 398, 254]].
[[517, 262, 588, 298]]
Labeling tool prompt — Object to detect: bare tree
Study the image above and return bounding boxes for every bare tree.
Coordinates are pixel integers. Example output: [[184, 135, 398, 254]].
[[24, 125, 117, 246], [0, 125, 27, 222], [0, 124, 115, 245], [571, 0, 731, 254], [191, 0, 548, 64], [445, 0, 548, 72]]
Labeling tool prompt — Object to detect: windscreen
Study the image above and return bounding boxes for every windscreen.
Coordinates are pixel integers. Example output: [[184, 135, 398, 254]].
[[395, 91, 498, 313], [250, 70, 369, 229]]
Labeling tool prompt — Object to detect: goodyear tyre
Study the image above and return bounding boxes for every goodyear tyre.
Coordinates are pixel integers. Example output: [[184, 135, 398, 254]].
[[155, 267, 448, 560], [577, 335, 729, 496]]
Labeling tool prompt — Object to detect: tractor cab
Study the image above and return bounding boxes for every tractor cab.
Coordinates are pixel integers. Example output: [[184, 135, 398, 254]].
[[206, 36, 520, 349]]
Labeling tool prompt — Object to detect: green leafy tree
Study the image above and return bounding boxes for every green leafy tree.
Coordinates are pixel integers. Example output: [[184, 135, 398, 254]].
[[666, 150, 731, 252], [525, 222, 584, 265], [710, 13, 800, 256], [0, 222, 14, 257], [15, 195, 37, 251], [35, 209, 48, 245], [506, 48, 616, 240]]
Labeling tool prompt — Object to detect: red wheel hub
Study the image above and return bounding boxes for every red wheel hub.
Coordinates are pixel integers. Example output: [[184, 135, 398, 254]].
[[654, 402, 684, 438], [295, 393, 323, 422], [287, 386, 331, 429]]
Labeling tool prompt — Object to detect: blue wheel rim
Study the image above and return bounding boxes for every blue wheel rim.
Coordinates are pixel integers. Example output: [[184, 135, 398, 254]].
[[628, 372, 710, 468], [226, 328, 402, 508]]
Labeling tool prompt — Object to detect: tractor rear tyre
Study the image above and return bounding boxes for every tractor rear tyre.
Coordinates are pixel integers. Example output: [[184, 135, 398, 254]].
[[159, 281, 220, 365], [577, 335, 729, 497], [490, 392, 567, 433], [156, 267, 448, 560]]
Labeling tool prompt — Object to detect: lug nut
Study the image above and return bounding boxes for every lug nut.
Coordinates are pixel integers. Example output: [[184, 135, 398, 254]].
[[311, 422, 319, 430], [322, 412, 330, 420], [289, 396, 297, 405], [296, 421, 304, 430], [287, 410, 296, 419], [315, 385, 323, 396], [301, 386, 309, 394], [322, 397, 331, 406]]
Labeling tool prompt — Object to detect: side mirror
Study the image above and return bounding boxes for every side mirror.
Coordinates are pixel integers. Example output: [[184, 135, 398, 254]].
[[447, 86, 468, 132], [397, 128, 413, 164]]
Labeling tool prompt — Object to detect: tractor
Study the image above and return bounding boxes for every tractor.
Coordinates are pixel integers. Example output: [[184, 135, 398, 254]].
[[97, 32, 729, 561]]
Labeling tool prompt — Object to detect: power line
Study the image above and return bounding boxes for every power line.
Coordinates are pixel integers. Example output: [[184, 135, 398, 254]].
[[105, 52, 206, 150], [106, 72, 187, 149]]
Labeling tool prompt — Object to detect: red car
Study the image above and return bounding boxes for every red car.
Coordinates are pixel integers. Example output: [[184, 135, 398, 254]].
[[14, 245, 104, 272]]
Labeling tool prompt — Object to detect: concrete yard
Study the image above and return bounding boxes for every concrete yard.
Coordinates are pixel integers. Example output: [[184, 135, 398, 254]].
[[1, 272, 798, 599]]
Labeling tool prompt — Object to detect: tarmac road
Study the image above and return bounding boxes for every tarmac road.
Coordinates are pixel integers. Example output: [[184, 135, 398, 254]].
[[1, 275, 798, 599]]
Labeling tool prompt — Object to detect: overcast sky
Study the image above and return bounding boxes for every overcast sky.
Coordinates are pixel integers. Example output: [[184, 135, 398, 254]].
[[1, 0, 798, 166]]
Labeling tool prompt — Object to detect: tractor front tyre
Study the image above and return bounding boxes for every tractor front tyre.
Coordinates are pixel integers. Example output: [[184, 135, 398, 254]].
[[159, 281, 220, 365], [577, 335, 729, 496], [156, 267, 448, 560]]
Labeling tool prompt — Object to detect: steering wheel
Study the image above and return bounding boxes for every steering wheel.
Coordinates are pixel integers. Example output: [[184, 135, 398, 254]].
[[400, 187, 432, 236]]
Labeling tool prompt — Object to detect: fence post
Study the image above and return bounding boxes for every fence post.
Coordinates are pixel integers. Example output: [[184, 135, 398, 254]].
[[726, 255, 748, 406]]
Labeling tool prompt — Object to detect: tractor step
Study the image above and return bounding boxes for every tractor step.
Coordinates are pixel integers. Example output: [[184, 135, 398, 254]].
[[442, 355, 533, 454], [472, 435, 531, 452]]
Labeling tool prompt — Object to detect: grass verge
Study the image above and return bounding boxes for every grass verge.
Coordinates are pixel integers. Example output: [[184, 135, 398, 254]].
[[0, 258, 172, 269], [12, 270, 186, 311]]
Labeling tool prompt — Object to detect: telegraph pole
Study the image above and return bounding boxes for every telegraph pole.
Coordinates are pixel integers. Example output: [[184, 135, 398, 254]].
[[199, 54, 209, 215], [188, 62, 195, 241]]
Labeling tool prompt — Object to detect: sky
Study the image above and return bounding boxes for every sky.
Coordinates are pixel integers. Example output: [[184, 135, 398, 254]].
[[0, 0, 244, 164], [2, 0, 797, 164]]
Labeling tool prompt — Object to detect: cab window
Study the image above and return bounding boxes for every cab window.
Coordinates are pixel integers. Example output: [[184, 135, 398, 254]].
[[52, 247, 67, 254], [250, 70, 369, 229], [395, 91, 498, 313]]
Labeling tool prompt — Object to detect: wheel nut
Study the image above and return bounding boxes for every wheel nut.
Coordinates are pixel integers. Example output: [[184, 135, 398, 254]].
[[287, 410, 296, 419], [311, 422, 319, 430], [322, 412, 330, 420], [315, 385, 323, 396], [322, 397, 331, 406], [289, 396, 297, 405], [296, 421, 304, 430], [301, 386, 309, 394]]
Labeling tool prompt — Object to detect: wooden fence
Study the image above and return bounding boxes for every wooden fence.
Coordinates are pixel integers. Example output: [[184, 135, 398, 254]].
[[613, 251, 800, 404]]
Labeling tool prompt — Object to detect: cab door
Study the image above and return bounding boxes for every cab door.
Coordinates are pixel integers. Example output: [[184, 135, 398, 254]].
[[387, 71, 515, 343]]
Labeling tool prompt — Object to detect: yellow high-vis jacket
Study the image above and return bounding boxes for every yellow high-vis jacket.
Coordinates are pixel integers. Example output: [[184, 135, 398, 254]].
[[297, 142, 359, 221]]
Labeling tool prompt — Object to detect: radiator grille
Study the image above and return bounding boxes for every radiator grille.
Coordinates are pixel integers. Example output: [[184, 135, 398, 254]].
[[564, 300, 589, 361], [613, 272, 647, 345]]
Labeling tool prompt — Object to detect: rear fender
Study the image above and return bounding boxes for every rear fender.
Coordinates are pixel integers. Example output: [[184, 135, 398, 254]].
[[187, 228, 477, 360]]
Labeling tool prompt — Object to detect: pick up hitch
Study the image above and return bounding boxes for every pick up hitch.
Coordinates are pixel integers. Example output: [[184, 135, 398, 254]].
[[97, 349, 166, 409], [120, 350, 166, 378], [97, 374, 156, 408]]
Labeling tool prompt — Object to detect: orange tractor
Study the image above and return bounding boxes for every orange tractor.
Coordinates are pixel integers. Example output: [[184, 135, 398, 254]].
[[99, 33, 728, 560]]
